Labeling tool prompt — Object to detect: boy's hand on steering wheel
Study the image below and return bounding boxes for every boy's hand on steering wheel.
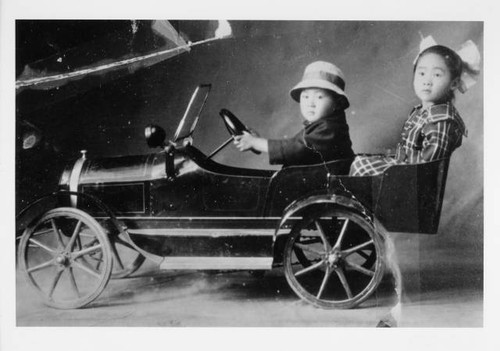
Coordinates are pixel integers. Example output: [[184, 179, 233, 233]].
[[234, 131, 256, 152], [234, 131, 268, 154]]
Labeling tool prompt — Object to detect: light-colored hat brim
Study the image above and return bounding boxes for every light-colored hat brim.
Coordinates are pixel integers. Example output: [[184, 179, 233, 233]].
[[290, 78, 349, 108]]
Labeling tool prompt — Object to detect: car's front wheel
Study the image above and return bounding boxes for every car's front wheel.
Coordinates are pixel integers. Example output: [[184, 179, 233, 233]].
[[18, 207, 113, 309]]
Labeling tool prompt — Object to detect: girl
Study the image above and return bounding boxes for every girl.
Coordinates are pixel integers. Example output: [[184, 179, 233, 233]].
[[350, 43, 479, 176]]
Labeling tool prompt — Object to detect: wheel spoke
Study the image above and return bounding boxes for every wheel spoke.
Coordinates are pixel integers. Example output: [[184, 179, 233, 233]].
[[72, 260, 102, 278], [27, 259, 55, 273], [68, 267, 81, 298], [314, 220, 331, 251], [95, 252, 103, 271], [295, 260, 325, 277], [50, 219, 65, 248], [345, 261, 375, 276], [72, 243, 103, 259], [342, 239, 374, 257], [65, 220, 83, 251], [333, 218, 349, 250], [335, 267, 353, 299], [316, 266, 333, 299], [75, 254, 104, 271], [75, 234, 83, 251], [28, 238, 57, 254], [294, 242, 325, 256], [32, 228, 53, 236], [48, 269, 64, 298], [298, 237, 322, 245]]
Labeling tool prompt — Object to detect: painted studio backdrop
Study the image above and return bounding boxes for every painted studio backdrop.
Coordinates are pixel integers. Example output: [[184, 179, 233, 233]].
[[16, 20, 483, 253]]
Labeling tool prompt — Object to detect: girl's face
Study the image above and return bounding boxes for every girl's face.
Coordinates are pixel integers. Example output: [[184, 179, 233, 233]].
[[413, 53, 459, 107], [299, 88, 337, 123]]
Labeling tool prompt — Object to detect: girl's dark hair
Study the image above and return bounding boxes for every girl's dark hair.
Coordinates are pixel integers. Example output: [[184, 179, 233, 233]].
[[413, 45, 463, 101]]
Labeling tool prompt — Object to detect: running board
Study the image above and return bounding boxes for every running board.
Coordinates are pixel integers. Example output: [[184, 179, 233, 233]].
[[159, 257, 273, 270], [127, 228, 278, 237]]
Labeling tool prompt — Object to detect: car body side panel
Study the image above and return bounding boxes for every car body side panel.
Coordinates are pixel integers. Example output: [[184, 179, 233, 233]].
[[149, 147, 273, 217], [264, 158, 353, 216], [70, 150, 449, 235], [373, 158, 450, 234], [76, 153, 163, 215], [266, 158, 449, 234]]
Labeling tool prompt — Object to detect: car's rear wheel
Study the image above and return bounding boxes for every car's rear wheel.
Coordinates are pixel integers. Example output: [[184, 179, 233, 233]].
[[18, 207, 113, 309], [284, 207, 384, 309]]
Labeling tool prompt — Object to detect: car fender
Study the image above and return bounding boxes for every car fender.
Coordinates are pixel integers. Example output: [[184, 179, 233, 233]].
[[16, 190, 161, 263], [17, 190, 118, 229], [274, 193, 372, 239]]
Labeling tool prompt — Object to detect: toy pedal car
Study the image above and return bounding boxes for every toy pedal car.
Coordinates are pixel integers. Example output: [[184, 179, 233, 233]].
[[17, 84, 450, 309]]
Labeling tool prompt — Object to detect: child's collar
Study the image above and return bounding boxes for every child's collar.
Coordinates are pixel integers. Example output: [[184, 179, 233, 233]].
[[415, 101, 452, 113], [414, 102, 468, 137]]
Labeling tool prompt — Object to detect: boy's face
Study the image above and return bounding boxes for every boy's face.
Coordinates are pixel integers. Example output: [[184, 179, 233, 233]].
[[299, 88, 337, 123], [413, 53, 458, 107]]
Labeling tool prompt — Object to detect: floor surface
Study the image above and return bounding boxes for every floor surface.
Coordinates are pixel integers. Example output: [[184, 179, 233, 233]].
[[16, 233, 483, 328]]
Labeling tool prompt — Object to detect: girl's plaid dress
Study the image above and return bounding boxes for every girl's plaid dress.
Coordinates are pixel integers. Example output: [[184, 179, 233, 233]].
[[350, 102, 467, 176]]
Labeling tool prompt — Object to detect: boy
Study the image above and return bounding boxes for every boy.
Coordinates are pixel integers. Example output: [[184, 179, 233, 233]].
[[234, 61, 354, 166]]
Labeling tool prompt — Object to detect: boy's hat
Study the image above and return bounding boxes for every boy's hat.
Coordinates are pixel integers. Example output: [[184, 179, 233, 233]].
[[290, 61, 349, 109]]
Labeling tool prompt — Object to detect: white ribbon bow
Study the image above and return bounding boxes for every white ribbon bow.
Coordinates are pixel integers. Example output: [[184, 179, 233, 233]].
[[415, 35, 481, 93]]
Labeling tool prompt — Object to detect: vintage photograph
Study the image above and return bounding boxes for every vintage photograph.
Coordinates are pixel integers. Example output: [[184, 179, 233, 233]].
[[2, 0, 498, 348], [13, 19, 484, 328]]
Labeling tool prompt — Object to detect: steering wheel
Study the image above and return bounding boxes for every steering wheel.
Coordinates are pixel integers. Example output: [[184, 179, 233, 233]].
[[219, 109, 261, 154]]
